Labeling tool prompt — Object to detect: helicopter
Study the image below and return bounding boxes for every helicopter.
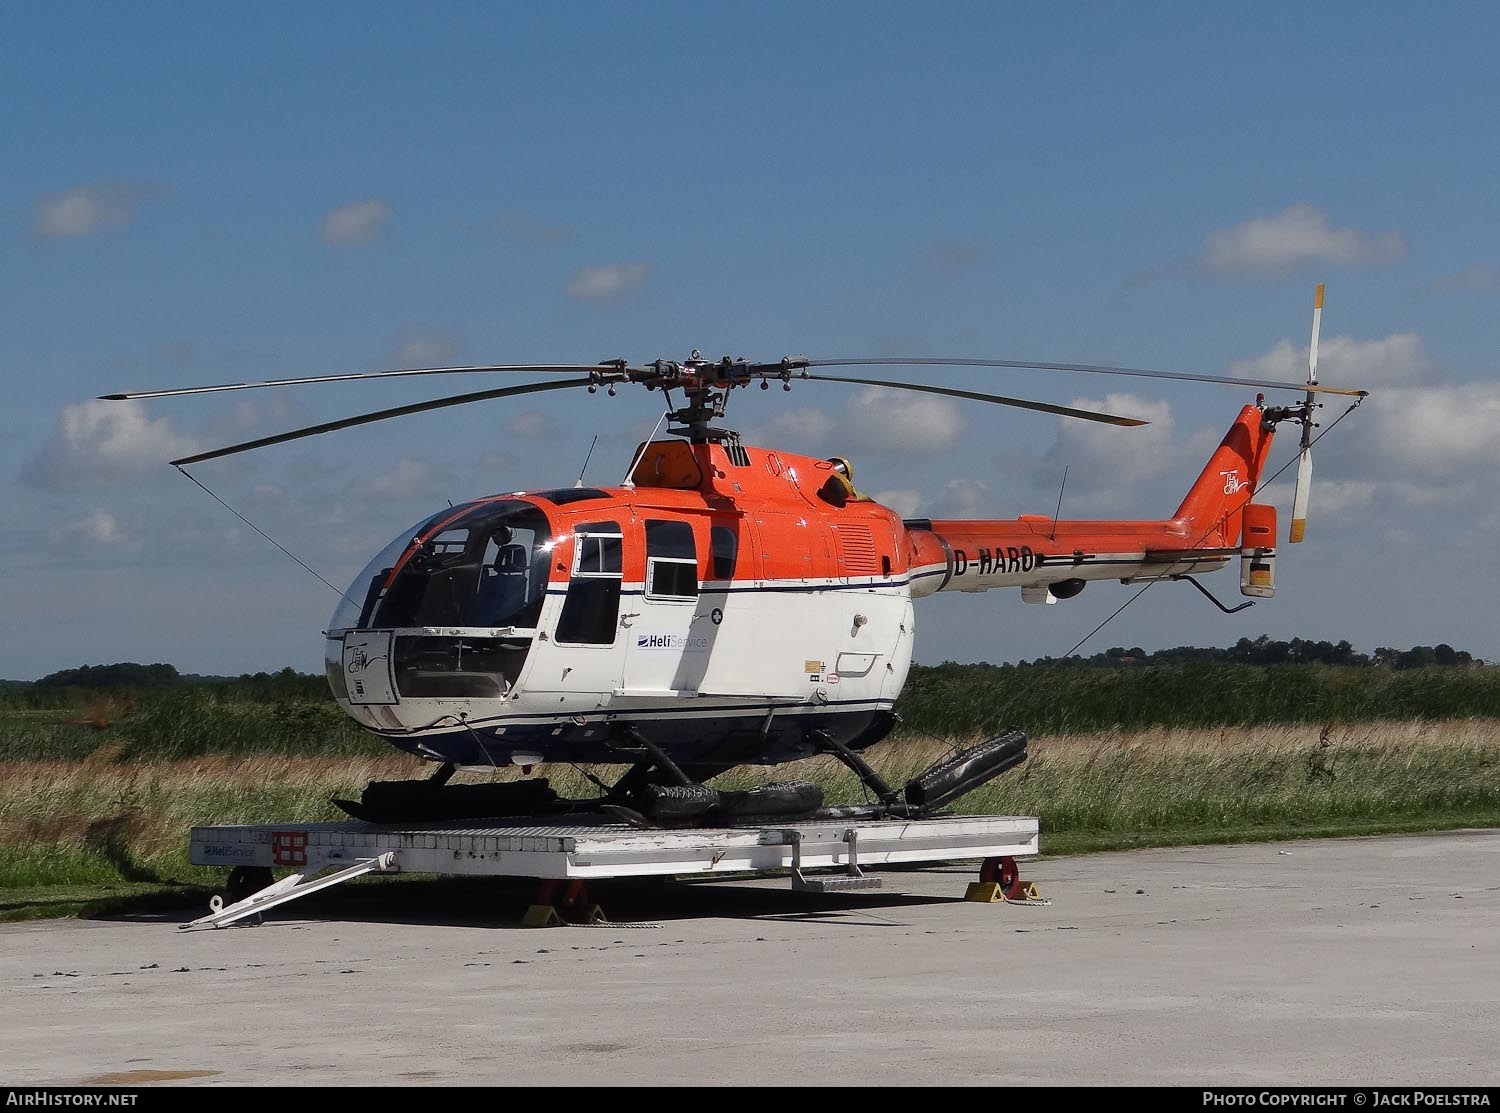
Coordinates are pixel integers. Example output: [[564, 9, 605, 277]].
[[105, 286, 1365, 825]]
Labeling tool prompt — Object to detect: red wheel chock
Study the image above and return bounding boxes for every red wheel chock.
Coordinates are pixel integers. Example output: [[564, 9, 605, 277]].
[[522, 879, 608, 927], [966, 856, 1040, 903]]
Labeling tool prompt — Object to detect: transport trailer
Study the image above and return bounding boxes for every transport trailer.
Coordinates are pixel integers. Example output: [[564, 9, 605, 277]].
[[185, 812, 1041, 929]]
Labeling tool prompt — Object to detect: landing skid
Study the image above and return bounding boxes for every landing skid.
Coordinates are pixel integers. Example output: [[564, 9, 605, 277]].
[[332, 727, 1028, 829], [599, 803, 653, 830]]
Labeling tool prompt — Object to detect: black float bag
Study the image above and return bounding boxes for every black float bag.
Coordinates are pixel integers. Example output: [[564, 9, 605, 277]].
[[902, 729, 1028, 813]]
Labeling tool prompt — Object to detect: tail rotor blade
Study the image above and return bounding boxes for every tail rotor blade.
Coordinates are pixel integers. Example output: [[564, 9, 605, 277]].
[[1289, 444, 1313, 543], [1307, 283, 1324, 385], [1290, 283, 1324, 544]]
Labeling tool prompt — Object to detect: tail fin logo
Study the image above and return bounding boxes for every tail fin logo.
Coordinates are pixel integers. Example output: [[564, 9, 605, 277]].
[[1220, 469, 1244, 495]]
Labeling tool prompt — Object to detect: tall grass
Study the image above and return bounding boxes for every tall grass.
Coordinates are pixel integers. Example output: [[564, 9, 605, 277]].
[[0, 753, 412, 889], [710, 720, 1500, 835], [7, 664, 1498, 764], [4, 720, 1498, 897], [0, 692, 383, 762], [937, 720, 1500, 850], [898, 663, 1500, 735]]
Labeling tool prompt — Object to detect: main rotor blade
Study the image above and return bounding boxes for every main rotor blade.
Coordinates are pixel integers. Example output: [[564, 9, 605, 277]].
[[802, 373, 1148, 426], [171, 377, 593, 466], [802, 358, 1368, 398], [102, 364, 606, 401]]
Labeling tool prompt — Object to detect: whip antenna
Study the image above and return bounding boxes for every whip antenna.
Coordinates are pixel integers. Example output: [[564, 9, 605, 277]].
[[574, 435, 599, 488]]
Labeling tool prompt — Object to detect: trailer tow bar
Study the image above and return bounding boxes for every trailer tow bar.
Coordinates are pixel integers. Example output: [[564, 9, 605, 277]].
[[183, 852, 399, 930]]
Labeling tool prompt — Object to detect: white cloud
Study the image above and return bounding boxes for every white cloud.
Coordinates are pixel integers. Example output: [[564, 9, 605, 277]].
[[842, 387, 968, 455], [752, 388, 967, 460], [391, 326, 462, 366], [1225, 338, 1301, 382], [1267, 478, 1376, 518], [320, 199, 391, 245], [758, 406, 837, 446], [33, 501, 270, 570], [1200, 204, 1406, 277], [1312, 479, 1373, 519], [1227, 332, 1439, 389], [564, 262, 651, 301], [1047, 393, 1177, 480], [205, 396, 303, 441], [871, 489, 922, 517], [1380, 380, 1500, 480], [1020, 394, 1203, 517], [478, 449, 520, 474], [504, 411, 558, 440], [1430, 265, 1496, 291], [930, 478, 995, 518], [33, 182, 159, 239], [365, 457, 452, 500], [50, 510, 132, 548], [1230, 331, 1500, 526], [22, 400, 200, 489]]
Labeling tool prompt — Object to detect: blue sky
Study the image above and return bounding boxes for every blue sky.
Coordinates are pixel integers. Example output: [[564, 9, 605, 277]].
[[4, 3, 1497, 679]]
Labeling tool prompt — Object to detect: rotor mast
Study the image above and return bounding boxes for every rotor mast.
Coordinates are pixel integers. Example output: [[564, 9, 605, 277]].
[[659, 353, 744, 443], [592, 352, 796, 444]]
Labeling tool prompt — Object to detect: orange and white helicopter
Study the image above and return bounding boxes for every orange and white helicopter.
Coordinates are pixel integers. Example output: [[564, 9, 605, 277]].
[[107, 287, 1365, 824]]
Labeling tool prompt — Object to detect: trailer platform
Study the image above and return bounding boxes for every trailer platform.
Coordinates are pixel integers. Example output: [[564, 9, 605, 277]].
[[186, 812, 1040, 929]]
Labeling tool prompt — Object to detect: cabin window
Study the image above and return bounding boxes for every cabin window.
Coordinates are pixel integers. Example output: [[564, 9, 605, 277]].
[[710, 524, 738, 580], [556, 520, 624, 645], [645, 519, 698, 601], [575, 531, 622, 575]]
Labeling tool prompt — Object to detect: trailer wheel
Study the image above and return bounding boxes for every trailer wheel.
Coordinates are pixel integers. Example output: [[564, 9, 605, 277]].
[[979, 856, 1022, 899], [225, 866, 274, 904]]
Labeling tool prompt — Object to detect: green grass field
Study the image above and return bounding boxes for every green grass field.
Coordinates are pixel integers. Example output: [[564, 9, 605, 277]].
[[5, 662, 1500, 761], [3, 664, 1499, 920], [3, 717, 1498, 920]]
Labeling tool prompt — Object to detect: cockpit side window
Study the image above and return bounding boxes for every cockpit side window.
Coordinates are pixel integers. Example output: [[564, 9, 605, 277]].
[[574, 529, 623, 576], [365, 502, 550, 629]]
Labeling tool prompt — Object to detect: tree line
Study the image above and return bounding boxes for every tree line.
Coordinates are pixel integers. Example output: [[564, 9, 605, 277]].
[[23, 662, 327, 699], [1006, 637, 1480, 670], [16, 638, 1486, 695]]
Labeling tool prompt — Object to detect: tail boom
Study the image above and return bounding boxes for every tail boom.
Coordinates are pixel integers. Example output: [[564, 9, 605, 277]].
[[904, 404, 1279, 601]]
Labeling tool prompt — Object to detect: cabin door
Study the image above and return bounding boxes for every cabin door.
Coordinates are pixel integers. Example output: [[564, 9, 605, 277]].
[[621, 519, 706, 696]]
